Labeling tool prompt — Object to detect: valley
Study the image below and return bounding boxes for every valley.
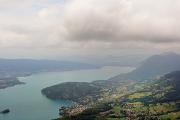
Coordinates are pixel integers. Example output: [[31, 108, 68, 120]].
[[42, 53, 180, 120], [0, 66, 132, 120]]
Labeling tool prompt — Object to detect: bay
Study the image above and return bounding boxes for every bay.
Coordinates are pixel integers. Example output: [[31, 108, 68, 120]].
[[0, 66, 134, 120]]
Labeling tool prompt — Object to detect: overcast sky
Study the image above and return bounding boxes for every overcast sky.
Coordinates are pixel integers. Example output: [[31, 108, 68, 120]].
[[0, 0, 179, 60]]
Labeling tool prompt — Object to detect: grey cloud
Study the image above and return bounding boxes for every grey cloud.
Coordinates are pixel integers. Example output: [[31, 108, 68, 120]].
[[61, 0, 180, 44], [0, 0, 180, 58]]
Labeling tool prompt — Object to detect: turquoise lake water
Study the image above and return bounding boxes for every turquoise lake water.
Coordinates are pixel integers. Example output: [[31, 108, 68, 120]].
[[0, 66, 134, 120]]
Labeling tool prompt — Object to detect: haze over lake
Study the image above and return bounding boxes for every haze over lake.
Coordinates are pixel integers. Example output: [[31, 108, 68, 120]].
[[0, 66, 134, 120]]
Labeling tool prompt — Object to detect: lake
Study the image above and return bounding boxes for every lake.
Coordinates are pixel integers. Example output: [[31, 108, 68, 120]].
[[0, 66, 134, 120]]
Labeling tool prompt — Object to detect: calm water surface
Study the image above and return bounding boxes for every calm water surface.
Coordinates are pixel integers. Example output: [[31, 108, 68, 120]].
[[0, 66, 134, 120]]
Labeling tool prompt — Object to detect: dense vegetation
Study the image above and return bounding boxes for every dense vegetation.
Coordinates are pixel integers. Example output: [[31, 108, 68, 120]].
[[44, 53, 180, 120], [56, 71, 180, 120], [42, 82, 101, 102]]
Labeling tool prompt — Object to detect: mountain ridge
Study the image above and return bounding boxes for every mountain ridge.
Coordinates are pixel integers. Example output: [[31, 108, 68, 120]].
[[0, 59, 99, 89], [109, 52, 180, 81]]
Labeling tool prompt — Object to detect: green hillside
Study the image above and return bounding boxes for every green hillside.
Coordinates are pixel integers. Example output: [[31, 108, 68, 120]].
[[57, 71, 180, 120]]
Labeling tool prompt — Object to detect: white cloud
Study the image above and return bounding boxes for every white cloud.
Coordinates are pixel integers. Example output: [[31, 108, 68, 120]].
[[0, 0, 180, 58], [61, 0, 180, 43]]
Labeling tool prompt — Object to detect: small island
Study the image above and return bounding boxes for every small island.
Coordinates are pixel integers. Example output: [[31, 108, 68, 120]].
[[0, 109, 10, 114]]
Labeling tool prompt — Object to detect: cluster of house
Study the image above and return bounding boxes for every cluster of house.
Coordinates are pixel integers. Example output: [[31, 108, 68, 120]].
[[59, 105, 89, 117]]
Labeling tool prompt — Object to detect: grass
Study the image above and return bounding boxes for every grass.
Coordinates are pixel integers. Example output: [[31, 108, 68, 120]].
[[160, 111, 180, 120], [128, 92, 152, 99], [112, 105, 121, 114], [106, 118, 124, 120], [149, 102, 176, 114]]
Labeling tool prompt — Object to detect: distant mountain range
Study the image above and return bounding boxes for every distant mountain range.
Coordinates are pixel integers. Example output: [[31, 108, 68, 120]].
[[0, 59, 99, 74], [0, 59, 99, 89], [110, 52, 180, 81]]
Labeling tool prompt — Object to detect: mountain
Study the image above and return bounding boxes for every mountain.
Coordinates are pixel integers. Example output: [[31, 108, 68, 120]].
[[51, 52, 180, 120], [42, 53, 180, 103], [110, 52, 180, 81], [0, 59, 99, 89], [57, 71, 180, 120], [160, 71, 180, 102], [0, 59, 99, 74]]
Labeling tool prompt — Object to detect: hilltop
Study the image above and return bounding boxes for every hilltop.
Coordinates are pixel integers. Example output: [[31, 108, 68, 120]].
[[42, 82, 101, 102]]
